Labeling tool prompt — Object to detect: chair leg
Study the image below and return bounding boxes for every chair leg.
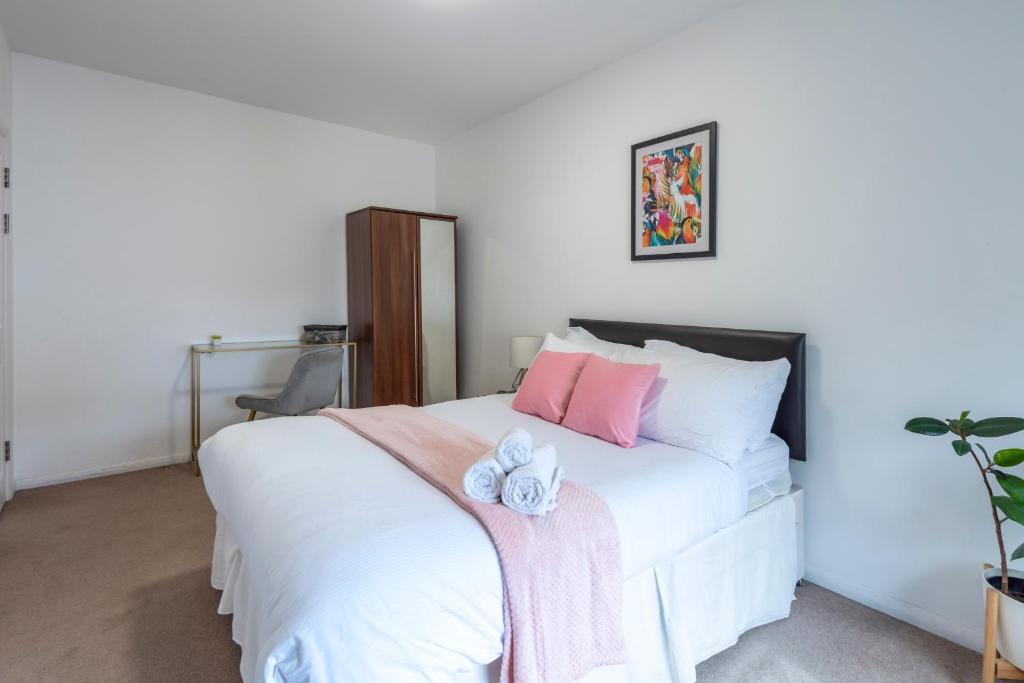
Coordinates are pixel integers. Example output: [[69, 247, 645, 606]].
[[247, 410, 257, 422]]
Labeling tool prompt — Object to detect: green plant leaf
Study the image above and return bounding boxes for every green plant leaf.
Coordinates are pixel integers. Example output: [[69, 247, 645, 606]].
[[952, 440, 972, 456], [995, 449, 1024, 467], [995, 471, 1024, 506], [905, 417, 950, 436], [1013, 541, 1024, 562], [993, 496, 1024, 526], [973, 418, 1024, 438], [947, 418, 975, 435], [961, 410, 972, 422]]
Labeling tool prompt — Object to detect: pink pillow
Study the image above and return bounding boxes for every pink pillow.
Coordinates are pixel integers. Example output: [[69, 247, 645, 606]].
[[562, 355, 661, 448], [512, 351, 591, 424]]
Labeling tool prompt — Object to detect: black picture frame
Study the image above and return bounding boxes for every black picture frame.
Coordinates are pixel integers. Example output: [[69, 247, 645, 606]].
[[630, 121, 717, 261]]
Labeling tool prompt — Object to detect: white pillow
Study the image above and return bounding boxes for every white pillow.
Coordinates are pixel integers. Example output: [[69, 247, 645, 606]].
[[644, 340, 791, 450], [537, 332, 588, 356], [617, 341, 790, 463], [564, 327, 638, 357], [536, 330, 636, 360]]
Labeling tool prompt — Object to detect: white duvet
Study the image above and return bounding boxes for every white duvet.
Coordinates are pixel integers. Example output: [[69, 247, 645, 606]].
[[199, 395, 747, 682]]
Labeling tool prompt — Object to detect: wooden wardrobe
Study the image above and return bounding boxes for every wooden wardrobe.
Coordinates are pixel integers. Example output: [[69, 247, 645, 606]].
[[346, 207, 458, 408]]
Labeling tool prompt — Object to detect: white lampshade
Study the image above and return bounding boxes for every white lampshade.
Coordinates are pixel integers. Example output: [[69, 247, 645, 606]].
[[509, 336, 543, 369]]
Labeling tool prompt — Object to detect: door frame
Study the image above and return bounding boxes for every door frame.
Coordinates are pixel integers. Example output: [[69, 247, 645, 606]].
[[0, 124, 11, 507]]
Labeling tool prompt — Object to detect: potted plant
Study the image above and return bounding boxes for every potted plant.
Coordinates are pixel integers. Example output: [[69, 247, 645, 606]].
[[905, 412, 1024, 668]]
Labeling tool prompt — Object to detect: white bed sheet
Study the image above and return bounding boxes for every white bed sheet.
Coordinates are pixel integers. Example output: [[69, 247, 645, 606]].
[[734, 434, 789, 488], [199, 394, 749, 682], [733, 434, 793, 512], [428, 395, 748, 574], [214, 491, 800, 683]]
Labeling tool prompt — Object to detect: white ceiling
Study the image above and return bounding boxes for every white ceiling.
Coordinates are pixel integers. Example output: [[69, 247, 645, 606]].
[[0, 0, 743, 142]]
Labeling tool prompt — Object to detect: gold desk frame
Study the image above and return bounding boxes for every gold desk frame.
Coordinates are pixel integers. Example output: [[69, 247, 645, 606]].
[[190, 340, 358, 476]]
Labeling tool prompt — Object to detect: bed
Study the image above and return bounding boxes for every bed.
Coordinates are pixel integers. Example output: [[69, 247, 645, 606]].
[[200, 319, 807, 683]]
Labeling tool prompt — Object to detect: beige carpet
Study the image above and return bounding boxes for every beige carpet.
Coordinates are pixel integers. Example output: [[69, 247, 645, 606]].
[[0, 465, 239, 682], [0, 465, 981, 682]]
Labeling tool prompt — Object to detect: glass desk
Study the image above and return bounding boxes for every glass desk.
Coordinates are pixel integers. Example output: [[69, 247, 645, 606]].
[[190, 340, 357, 475]]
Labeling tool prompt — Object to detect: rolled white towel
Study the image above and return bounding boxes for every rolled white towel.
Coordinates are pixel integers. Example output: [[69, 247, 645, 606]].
[[494, 427, 534, 473], [463, 451, 506, 504], [501, 444, 563, 516]]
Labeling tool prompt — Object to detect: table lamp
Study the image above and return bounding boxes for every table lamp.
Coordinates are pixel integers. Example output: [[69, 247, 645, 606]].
[[509, 336, 543, 391]]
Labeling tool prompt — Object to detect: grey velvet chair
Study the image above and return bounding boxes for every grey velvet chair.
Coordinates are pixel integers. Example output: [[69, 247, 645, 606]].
[[236, 347, 344, 421]]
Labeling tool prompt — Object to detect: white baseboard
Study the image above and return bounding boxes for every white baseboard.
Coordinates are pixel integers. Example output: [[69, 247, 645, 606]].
[[14, 452, 192, 490], [805, 562, 982, 653]]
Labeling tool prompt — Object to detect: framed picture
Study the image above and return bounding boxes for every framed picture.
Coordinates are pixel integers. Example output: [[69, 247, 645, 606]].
[[631, 121, 717, 261]]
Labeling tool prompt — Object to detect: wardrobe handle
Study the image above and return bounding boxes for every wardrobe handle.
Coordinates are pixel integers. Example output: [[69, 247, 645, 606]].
[[411, 250, 420, 405]]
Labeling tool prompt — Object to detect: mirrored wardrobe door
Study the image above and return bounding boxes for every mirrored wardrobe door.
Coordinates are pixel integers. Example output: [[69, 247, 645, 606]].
[[417, 218, 457, 404]]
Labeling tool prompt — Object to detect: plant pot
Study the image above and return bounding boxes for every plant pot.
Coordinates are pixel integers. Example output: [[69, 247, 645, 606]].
[[984, 567, 1024, 670]]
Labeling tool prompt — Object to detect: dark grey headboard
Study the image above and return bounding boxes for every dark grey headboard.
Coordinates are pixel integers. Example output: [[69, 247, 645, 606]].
[[569, 318, 807, 461]]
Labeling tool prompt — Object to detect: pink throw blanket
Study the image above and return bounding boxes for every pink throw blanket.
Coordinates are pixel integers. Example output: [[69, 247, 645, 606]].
[[319, 405, 626, 683]]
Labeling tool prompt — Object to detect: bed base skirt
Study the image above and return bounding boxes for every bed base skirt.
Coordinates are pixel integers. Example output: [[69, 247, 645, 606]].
[[212, 487, 802, 683]]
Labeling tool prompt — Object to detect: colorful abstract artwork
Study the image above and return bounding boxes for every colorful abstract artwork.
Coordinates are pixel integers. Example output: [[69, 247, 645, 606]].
[[641, 143, 703, 247], [631, 122, 716, 261]]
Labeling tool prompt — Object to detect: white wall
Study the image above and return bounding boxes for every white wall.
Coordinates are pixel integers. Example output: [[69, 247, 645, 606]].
[[12, 55, 436, 487], [438, 0, 1024, 652]]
